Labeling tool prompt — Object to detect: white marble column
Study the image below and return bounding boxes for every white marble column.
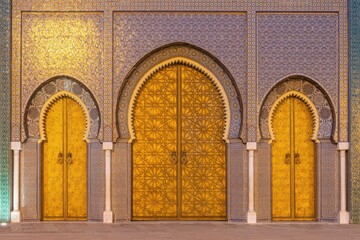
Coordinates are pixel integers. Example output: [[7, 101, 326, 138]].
[[103, 142, 113, 223], [337, 142, 349, 224], [10, 142, 22, 223], [246, 142, 257, 223]]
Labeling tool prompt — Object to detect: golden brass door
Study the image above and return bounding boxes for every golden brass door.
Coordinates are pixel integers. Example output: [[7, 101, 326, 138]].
[[271, 97, 315, 220], [132, 64, 226, 220], [42, 97, 87, 220]]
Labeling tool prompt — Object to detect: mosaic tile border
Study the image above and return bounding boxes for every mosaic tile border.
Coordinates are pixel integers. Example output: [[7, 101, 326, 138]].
[[0, 0, 11, 222], [350, 0, 360, 224]]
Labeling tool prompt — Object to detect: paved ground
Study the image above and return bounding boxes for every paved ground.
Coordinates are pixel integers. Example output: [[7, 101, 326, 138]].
[[0, 222, 360, 240]]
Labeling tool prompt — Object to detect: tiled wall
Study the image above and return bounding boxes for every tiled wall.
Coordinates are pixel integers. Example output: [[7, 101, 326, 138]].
[[350, 0, 360, 224], [0, 0, 11, 222], [2, 0, 348, 222]]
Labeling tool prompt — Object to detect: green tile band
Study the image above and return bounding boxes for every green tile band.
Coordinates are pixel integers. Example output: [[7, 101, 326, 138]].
[[0, 0, 11, 222], [351, 0, 360, 224]]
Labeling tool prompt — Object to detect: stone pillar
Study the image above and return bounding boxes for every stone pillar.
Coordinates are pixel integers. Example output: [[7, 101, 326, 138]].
[[10, 142, 22, 223], [337, 142, 349, 224], [246, 142, 257, 223], [103, 142, 113, 223]]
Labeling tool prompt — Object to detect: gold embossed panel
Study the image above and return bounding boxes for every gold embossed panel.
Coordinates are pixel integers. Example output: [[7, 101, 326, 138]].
[[271, 97, 315, 221], [43, 97, 87, 220], [181, 66, 226, 219], [293, 98, 315, 219], [43, 98, 65, 220], [132, 64, 226, 220], [65, 98, 87, 219], [271, 98, 291, 219], [132, 66, 178, 219]]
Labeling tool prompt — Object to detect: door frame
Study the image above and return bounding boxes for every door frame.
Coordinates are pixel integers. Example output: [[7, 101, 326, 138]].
[[268, 91, 320, 221], [38, 91, 90, 220]]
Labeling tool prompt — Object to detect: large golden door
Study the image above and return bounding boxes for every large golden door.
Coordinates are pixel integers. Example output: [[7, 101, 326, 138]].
[[132, 64, 226, 220], [42, 97, 87, 220], [271, 97, 315, 220]]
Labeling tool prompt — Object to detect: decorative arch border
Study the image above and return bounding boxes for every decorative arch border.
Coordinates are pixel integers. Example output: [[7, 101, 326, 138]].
[[116, 42, 243, 141], [24, 76, 101, 141], [128, 57, 231, 143], [259, 75, 336, 142], [38, 91, 90, 143], [268, 91, 320, 144]]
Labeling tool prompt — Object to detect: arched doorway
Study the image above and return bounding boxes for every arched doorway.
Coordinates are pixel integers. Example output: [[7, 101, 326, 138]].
[[270, 93, 317, 221], [132, 63, 227, 220], [42, 96, 87, 220]]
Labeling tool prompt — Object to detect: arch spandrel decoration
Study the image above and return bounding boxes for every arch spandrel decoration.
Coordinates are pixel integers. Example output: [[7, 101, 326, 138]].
[[24, 76, 101, 141], [128, 58, 231, 143], [38, 91, 91, 143], [260, 76, 336, 142], [116, 43, 243, 141], [268, 91, 320, 144]]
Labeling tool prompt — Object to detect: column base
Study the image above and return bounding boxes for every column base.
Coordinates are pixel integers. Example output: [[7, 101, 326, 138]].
[[339, 210, 349, 224], [11, 211, 21, 223], [103, 210, 113, 223], [247, 211, 257, 224]]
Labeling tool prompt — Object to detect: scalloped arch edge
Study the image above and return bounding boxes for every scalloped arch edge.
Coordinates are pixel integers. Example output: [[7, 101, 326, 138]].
[[38, 91, 91, 144], [268, 90, 320, 144]]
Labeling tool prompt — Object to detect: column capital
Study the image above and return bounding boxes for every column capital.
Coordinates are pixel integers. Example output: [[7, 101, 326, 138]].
[[246, 142, 257, 151], [11, 142, 22, 150], [103, 142, 113, 150], [337, 142, 350, 151]]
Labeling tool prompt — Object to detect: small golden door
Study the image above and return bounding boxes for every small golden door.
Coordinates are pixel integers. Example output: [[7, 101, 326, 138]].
[[42, 97, 87, 220], [271, 97, 315, 220]]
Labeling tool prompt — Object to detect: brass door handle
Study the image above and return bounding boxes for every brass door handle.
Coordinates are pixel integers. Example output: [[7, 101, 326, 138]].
[[58, 152, 63, 164], [295, 153, 300, 164], [285, 153, 290, 165], [181, 151, 188, 165], [67, 153, 73, 165], [171, 151, 177, 164]]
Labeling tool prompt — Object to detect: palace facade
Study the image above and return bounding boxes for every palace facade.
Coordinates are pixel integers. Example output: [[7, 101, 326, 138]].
[[0, 0, 359, 224]]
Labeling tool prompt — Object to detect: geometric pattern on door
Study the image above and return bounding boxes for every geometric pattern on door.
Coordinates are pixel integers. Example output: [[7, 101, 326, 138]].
[[271, 96, 316, 220], [132, 64, 227, 220], [42, 97, 87, 220]]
